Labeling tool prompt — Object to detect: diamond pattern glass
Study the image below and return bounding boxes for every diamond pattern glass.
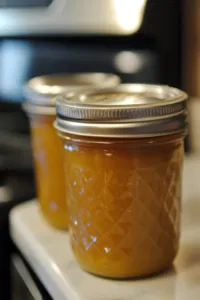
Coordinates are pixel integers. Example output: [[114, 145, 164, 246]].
[[30, 115, 67, 229], [63, 135, 184, 278]]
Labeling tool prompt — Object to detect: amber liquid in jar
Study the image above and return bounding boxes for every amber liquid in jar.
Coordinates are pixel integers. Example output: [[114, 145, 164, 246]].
[[30, 114, 67, 230], [61, 132, 184, 278]]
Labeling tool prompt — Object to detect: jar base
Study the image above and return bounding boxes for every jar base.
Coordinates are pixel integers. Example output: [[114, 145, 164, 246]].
[[73, 248, 178, 280], [39, 208, 68, 231], [44, 218, 68, 231], [80, 262, 174, 280]]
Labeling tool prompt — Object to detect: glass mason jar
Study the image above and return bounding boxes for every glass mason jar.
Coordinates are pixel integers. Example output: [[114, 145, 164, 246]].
[[23, 73, 120, 230], [55, 84, 188, 278]]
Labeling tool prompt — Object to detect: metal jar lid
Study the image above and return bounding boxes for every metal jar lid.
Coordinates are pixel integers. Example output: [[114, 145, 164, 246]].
[[55, 84, 188, 138], [23, 73, 120, 115]]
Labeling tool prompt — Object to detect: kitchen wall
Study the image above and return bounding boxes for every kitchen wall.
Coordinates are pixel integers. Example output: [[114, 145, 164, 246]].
[[184, 0, 200, 97]]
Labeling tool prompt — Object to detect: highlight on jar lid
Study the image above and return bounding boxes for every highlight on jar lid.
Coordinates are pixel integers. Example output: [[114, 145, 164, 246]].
[[55, 84, 188, 138], [23, 73, 120, 115]]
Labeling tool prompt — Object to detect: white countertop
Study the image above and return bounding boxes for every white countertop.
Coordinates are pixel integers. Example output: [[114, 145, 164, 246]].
[[10, 155, 200, 300]]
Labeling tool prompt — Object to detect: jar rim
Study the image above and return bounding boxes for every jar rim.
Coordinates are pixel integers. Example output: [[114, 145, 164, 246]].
[[23, 73, 120, 115], [55, 84, 188, 138]]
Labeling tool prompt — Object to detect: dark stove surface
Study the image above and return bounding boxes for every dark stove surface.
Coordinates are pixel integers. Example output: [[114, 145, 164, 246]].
[[0, 107, 35, 220], [12, 253, 52, 300], [0, 109, 35, 300]]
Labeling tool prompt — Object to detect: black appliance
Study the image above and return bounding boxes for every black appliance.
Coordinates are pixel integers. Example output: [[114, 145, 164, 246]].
[[0, 0, 184, 299], [12, 254, 52, 300]]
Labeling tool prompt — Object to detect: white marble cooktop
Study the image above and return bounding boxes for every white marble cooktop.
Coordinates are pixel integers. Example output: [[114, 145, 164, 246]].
[[10, 155, 200, 300]]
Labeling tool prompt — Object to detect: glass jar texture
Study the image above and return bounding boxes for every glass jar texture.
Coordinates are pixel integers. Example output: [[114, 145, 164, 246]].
[[61, 133, 184, 278], [30, 113, 67, 229], [55, 84, 187, 277], [24, 73, 120, 230]]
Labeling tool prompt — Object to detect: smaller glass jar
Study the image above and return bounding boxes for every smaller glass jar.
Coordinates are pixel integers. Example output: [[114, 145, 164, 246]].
[[55, 84, 188, 277], [23, 73, 120, 230]]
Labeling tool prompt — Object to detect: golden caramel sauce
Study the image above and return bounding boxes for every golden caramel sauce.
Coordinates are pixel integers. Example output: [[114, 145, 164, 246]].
[[30, 115, 67, 230], [61, 133, 184, 278]]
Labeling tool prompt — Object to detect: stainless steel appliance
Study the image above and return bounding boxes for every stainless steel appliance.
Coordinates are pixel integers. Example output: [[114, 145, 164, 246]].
[[0, 0, 182, 101], [0, 0, 152, 36]]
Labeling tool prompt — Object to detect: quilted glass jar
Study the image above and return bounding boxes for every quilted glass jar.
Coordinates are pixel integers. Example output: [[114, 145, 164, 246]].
[[23, 73, 120, 230], [55, 84, 188, 277]]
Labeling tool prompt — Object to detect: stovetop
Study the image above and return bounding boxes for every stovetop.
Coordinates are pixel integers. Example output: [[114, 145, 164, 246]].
[[0, 107, 35, 220]]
